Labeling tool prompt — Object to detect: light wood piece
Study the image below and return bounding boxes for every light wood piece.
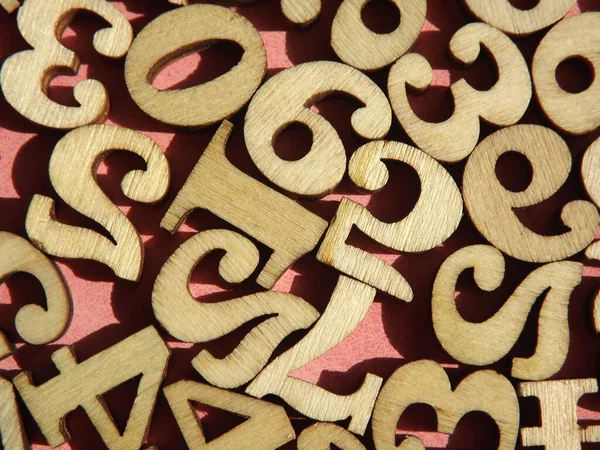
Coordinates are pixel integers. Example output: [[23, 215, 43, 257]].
[[0, 377, 28, 450], [464, 0, 575, 36], [519, 378, 600, 449], [164, 380, 295, 450], [0, 0, 19, 13], [26, 125, 171, 282], [281, 0, 320, 26], [125, 4, 266, 128], [13, 326, 169, 449], [532, 13, 600, 135], [317, 140, 462, 301], [0, 232, 71, 359], [161, 121, 328, 289], [0, 0, 132, 129], [388, 23, 531, 163], [244, 61, 392, 198], [372, 360, 519, 450], [463, 124, 600, 262], [246, 276, 382, 436], [331, 0, 426, 71], [582, 137, 600, 259], [432, 245, 582, 380], [297, 423, 366, 450], [153, 229, 319, 389]]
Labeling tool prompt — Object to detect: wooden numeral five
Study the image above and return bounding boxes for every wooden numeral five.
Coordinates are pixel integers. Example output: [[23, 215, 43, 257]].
[[152, 229, 319, 389], [432, 245, 582, 380], [0, 377, 28, 450], [246, 276, 382, 436], [0, 0, 19, 13], [26, 125, 171, 282], [298, 423, 366, 450]]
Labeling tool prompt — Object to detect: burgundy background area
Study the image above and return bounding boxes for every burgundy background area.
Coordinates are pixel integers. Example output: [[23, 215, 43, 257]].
[[1, 1, 600, 449]]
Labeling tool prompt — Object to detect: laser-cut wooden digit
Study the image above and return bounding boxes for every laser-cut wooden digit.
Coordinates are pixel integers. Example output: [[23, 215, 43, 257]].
[[0, 232, 71, 360], [13, 326, 169, 449], [0, 0, 19, 13], [463, 124, 600, 263], [281, 0, 320, 26], [125, 4, 266, 128], [162, 121, 328, 289], [298, 423, 366, 450], [0, 377, 28, 450], [533, 13, 600, 135], [331, 0, 426, 71], [0, 0, 132, 129], [464, 0, 575, 36], [153, 229, 319, 389], [388, 23, 531, 163], [582, 137, 600, 260], [317, 140, 462, 301], [26, 125, 171, 282], [164, 380, 295, 450], [432, 245, 582, 380], [372, 360, 519, 450], [246, 276, 382, 436], [519, 378, 600, 449], [244, 61, 392, 198]]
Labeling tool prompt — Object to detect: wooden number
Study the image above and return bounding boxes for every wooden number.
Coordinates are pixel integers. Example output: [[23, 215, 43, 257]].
[[13, 326, 169, 449], [331, 0, 426, 71], [153, 229, 319, 389], [317, 140, 462, 301], [161, 121, 328, 289], [0, 377, 28, 450], [0, 0, 132, 129], [298, 423, 366, 450], [246, 276, 382, 436], [432, 245, 582, 380], [125, 4, 266, 128], [464, 0, 575, 36], [0, 0, 19, 13], [281, 0, 320, 26], [388, 23, 531, 163], [519, 378, 600, 449], [372, 360, 519, 450], [164, 380, 295, 450], [0, 232, 71, 359], [244, 61, 392, 198], [582, 137, 600, 259], [26, 125, 171, 282], [532, 13, 600, 135], [463, 124, 600, 263]]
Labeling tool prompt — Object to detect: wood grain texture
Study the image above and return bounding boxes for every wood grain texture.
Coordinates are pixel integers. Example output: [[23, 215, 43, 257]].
[[464, 0, 575, 36], [372, 360, 519, 450], [533, 12, 600, 135], [582, 137, 600, 259], [388, 22, 531, 163], [13, 326, 169, 449], [432, 245, 582, 380], [298, 423, 366, 450], [463, 124, 600, 263], [317, 140, 462, 301], [246, 276, 382, 435], [281, 0, 320, 26], [519, 378, 600, 449], [244, 61, 392, 198], [0, 377, 28, 450], [331, 0, 426, 71], [0, 0, 132, 129], [26, 125, 171, 282], [161, 121, 328, 289], [125, 4, 266, 128], [164, 380, 295, 450], [153, 229, 319, 389], [0, 0, 19, 13]]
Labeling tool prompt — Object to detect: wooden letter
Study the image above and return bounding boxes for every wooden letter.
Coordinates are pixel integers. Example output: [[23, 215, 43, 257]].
[[0, 232, 71, 359], [26, 125, 171, 282], [532, 13, 600, 135], [388, 23, 531, 163], [246, 276, 382, 436], [0, 0, 132, 129], [0, 0, 19, 13], [153, 229, 319, 389], [297, 423, 366, 450], [244, 61, 392, 198], [164, 380, 295, 450], [317, 140, 462, 301], [432, 245, 582, 380], [125, 4, 266, 128], [13, 326, 169, 449], [331, 0, 426, 71], [519, 378, 600, 449], [161, 121, 328, 289], [0, 377, 28, 450], [582, 137, 600, 259], [372, 360, 519, 450], [463, 124, 600, 263]]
